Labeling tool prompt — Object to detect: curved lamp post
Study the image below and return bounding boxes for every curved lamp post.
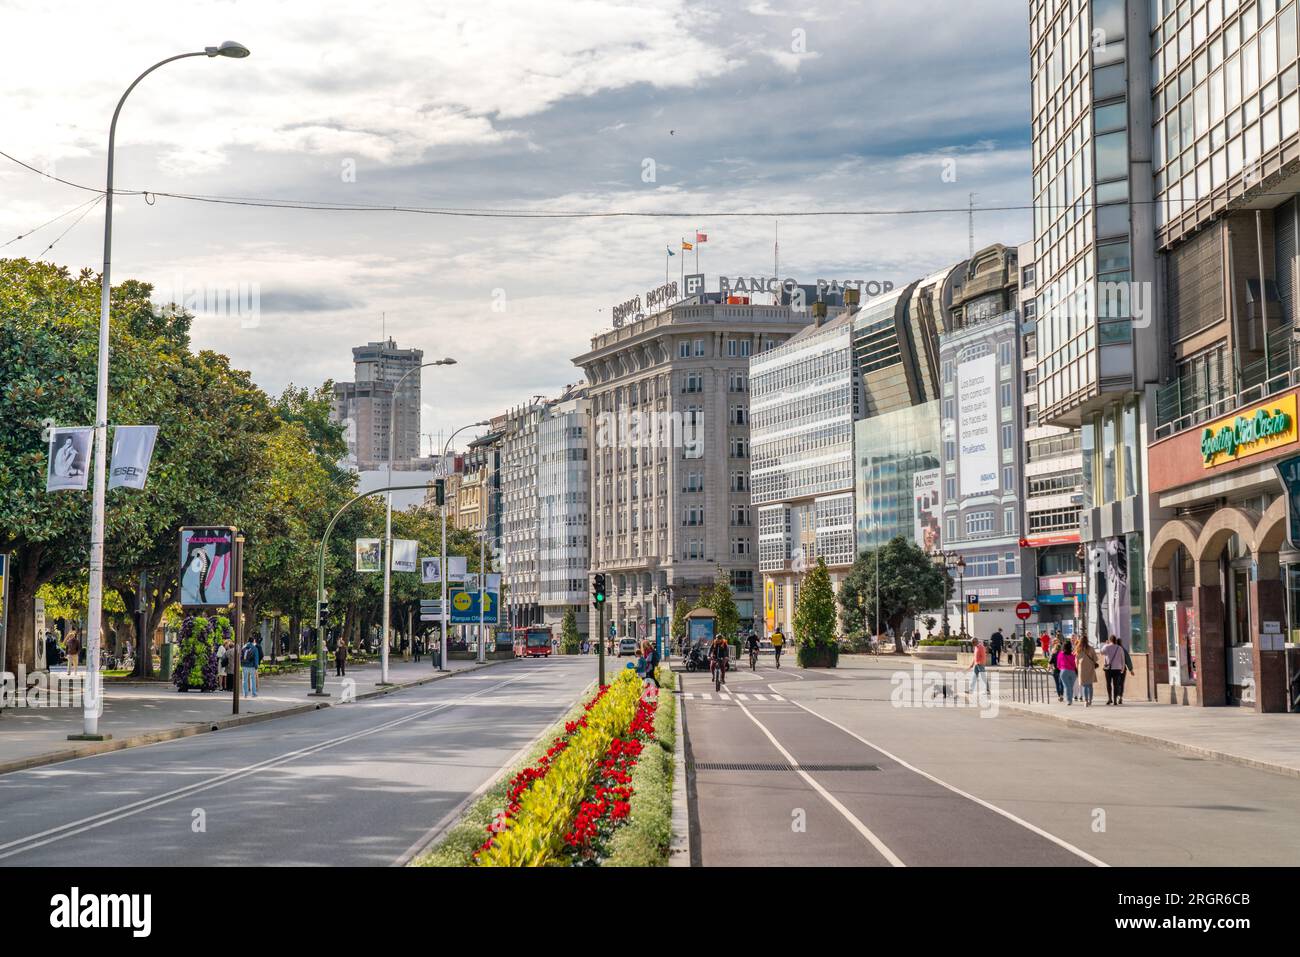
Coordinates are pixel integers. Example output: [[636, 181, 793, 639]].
[[78, 42, 251, 741]]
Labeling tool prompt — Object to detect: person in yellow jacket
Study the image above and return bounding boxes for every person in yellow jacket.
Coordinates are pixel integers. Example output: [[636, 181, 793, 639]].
[[770, 629, 785, 669]]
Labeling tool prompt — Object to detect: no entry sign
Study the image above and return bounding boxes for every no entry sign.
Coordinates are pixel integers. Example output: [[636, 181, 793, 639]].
[[1015, 601, 1032, 621]]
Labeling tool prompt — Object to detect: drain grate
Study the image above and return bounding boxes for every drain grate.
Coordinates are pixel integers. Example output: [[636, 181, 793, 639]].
[[692, 762, 879, 772]]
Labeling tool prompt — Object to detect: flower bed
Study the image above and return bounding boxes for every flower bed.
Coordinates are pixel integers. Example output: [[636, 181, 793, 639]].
[[476, 670, 654, 867]]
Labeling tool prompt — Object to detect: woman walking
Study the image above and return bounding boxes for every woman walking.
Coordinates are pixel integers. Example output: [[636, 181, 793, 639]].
[[1075, 637, 1099, 707], [1056, 639, 1078, 705], [1049, 638, 1064, 700]]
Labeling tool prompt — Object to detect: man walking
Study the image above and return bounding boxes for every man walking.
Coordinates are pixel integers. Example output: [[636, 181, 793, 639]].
[[242, 634, 261, 698], [1102, 635, 1132, 704], [989, 627, 1004, 667], [335, 634, 348, 677], [65, 629, 82, 676]]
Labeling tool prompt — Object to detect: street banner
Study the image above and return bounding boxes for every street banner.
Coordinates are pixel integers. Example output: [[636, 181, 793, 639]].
[[913, 467, 941, 551], [355, 539, 382, 573], [108, 424, 159, 490], [421, 557, 440, 583], [390, 539, 418, 573], [179, 527, 235, 607], [448, 588, 499, 624], [447, 555, 468, 580], [46, 427, 92, 491], [485, 572, 501, 592], [465, 573, 479, 591]]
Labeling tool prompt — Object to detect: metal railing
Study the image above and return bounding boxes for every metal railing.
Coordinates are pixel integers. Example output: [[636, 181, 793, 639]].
[[1008, 666, 1054, 704], [1156, 326, 1298, 440]]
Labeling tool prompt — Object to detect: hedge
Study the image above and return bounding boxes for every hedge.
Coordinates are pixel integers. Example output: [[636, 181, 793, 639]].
[[604, 668, 676, 867]]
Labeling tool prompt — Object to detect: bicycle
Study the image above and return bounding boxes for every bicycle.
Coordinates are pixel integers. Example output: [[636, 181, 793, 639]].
[[712, 656, 727, 692], [749, 648, 758, 671]]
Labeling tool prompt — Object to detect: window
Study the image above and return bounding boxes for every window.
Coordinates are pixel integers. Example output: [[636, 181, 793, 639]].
[[731, 505, 751, 526], [1000, 382, 1013, 407], [729, 370, 748, 392], [1004, 551, 1017, 575], [965, 553, 999, 577], [726, 339, 752, 357], [694, 339, 705, 357], [731, 437, 748, 458], [731, 569, 754, 593], [731, 406, 748, 426], [1003, 465, 1015, 491], [683, 372, 702, 393], [1004, 506, 1016, 533], [965, 510, 994, 535], [683, 505, 704, 526], [1001, 424, 1014, 450], [678, 340, 690, 358], [945, 477, 956, 500], [731, 471, 748, 492], [731, 538, 751, 556]]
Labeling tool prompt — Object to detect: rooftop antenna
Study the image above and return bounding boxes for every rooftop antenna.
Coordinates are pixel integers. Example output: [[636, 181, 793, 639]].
[[774, 220, 780, 305]]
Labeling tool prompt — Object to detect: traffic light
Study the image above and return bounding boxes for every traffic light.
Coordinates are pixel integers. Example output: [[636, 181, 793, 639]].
[[435, 479, 445, 506], [318, 599, 330, 619], [592, 573, 606, 606]]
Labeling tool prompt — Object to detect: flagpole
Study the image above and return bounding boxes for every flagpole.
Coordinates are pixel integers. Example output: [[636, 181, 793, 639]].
[[695, 228, 700, 274], [679, 239, 684, 290]]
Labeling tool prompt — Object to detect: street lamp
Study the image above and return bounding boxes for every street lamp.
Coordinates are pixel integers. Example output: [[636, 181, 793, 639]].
[[380, 357, 455, 685], [1076, 542, 1089, 646], [77, 43, 251, 741], [957, 555, 967, 638], [439, 420, 490, 671]]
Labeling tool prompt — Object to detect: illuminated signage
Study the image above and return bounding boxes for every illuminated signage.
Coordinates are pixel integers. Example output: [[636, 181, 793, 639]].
[[1200, 394, 1298, 467]]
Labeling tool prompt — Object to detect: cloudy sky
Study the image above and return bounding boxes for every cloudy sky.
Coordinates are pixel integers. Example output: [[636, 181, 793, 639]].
[[1, 0, 1032, 452]]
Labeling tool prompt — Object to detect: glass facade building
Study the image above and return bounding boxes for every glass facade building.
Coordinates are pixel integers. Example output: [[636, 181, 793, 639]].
[[854, 401, 942, 552]]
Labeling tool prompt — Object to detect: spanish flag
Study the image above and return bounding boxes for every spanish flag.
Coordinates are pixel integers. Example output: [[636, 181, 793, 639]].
[[681, 240, 694, 251]]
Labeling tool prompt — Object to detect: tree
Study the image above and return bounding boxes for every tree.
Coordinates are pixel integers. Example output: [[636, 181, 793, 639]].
[[671, 599, 690, 646], [699, 565, 740, 641], [560, 606, 580, 654], [838, 535, 947, 653], [794, 558, 838, 667]]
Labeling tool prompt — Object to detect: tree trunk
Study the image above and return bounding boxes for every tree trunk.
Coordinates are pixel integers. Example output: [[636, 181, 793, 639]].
[[4, 548, 43, 674]]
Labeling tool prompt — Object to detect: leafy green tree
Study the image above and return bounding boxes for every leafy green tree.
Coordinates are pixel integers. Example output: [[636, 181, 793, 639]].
[[699, 565, 739, 642], [671, 599, 690, 646], [560, 606, 580, 654], [794, 558, 837, 650], [838, 535, 947, 652]]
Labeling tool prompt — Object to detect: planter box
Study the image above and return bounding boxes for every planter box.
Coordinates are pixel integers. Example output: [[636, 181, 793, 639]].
[[799, 647, 838, 668]]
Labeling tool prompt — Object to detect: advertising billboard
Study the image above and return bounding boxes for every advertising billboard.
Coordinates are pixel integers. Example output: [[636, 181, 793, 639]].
[[179, 527, 235, 607], [913, 468, 940, 552], [957, 352, 998, 495]]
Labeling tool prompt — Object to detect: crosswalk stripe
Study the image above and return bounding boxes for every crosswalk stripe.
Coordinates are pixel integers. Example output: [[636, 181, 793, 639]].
[[718, 693, 731, 701], [770, 694, 785, 701], [701, 692, 712, 700], [735, 694, 749, 701]]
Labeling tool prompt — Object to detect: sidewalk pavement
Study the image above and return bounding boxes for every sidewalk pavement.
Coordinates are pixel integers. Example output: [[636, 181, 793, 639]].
[[0, 656, 502, 775], [830, 653, 1300, 780]]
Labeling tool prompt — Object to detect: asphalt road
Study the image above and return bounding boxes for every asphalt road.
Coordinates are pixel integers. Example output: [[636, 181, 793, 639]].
[[681, 657, 1300, 867], [0, 657, 595, 866]]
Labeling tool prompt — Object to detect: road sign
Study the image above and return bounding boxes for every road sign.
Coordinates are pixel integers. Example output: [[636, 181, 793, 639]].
[[447, 589, 498, 624], [1015, 601, 1032, 621], [966, 593, 980, 613]]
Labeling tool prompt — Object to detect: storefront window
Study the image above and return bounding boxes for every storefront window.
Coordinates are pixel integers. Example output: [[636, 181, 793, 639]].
[[1287, 563, 1300, 645], [1127, 532, 1146, 653]]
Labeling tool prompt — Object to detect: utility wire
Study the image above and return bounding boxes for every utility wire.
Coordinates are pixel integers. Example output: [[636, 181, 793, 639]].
[[1, 195, 103, 249], [1, 147, 1289, 219], [30, 194, 104, 260]]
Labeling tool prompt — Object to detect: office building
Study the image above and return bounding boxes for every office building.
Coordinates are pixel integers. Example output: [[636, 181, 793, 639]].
[[330, 338, 425, 470]]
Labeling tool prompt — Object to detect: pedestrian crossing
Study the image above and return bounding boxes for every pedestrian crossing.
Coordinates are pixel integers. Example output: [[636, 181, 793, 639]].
[[678, 691, 786, 703]]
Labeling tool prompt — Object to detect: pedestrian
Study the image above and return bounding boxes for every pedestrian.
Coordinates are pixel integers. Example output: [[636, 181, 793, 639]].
[[641, 639, 661, 689], [989, 627, 1004, 667], [65, 629, 82, 676], [1039, 629, 1050, 659], [1075, 637, 1099, 707], [967, 638, 990, 697], [1049, 637, 1064, 699], [217, 639, 230, 691], [1102, 635, 1131, 704], [1057, 639, 1077, 704], [241, 634, 261, 697], [335, 634, 348, 677]]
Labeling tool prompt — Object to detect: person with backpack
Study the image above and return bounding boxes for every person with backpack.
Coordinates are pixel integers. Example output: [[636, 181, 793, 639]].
[[242, 636, 261, 697], [640, 638, 661, 689], [65, 629, 82, 676]]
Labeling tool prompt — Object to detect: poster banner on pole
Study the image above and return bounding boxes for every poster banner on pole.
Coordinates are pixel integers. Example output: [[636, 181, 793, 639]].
[[446, 555, 468, 581], [179, 527, 235, 607], [390, 539, 418, 573], [485, 573, 501, 593], [46, 427, 92, 491], [421, 557, 441, 583], [108, 424, 159, 490], [355, 539, 382, 573], [912, 467, 940, 551]]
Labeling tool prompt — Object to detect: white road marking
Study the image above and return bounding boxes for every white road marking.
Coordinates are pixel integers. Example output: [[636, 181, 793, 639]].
[[0, 670, 540, 861], [732, 697, 905, 867], [782, 697, 1108, 867]]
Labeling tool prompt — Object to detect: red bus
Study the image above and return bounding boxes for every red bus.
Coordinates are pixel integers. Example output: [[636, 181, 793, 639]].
[[513, 626, 553, 658]]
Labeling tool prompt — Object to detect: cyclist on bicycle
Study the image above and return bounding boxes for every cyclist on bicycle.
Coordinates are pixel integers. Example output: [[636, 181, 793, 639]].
[[709, 634, 730, 686], [745, 631, 760, 669], [771, 629, 785, 668]]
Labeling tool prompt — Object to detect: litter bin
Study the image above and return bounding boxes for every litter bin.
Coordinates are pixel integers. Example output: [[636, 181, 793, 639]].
[[160, 642, 175, 682]]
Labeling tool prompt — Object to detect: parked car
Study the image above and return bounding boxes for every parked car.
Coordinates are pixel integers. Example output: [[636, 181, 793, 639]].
[[617, 637, 639, 657]]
